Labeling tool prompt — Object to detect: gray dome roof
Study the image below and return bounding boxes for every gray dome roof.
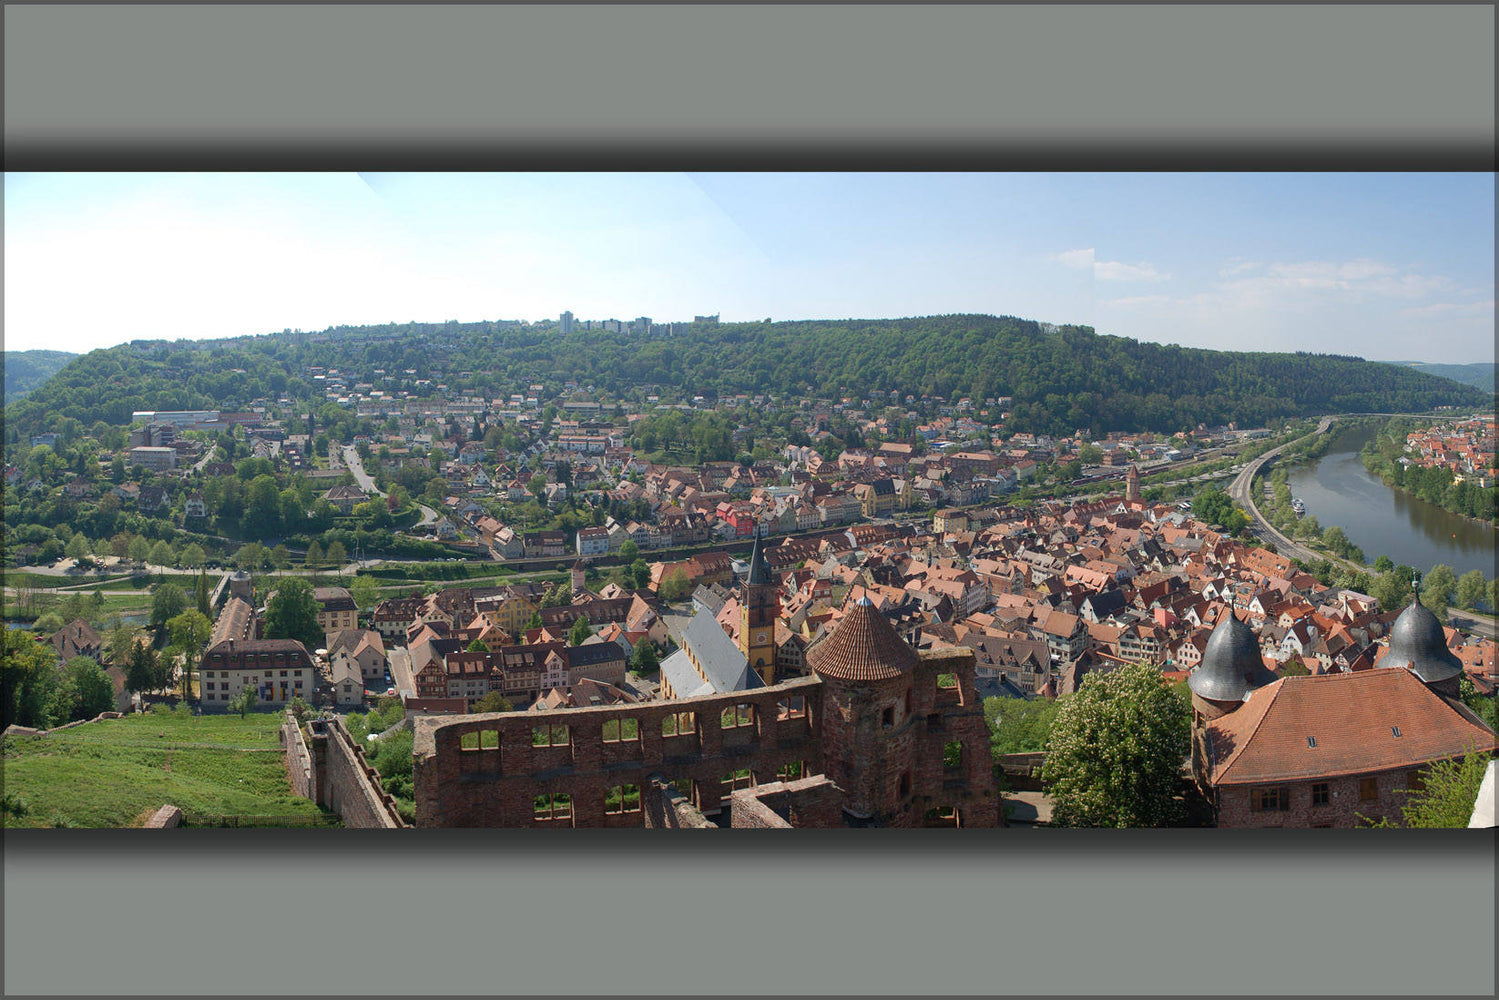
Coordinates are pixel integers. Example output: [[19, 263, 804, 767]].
[[1378, 600, 1463, 684], [1189, 612, 1273, 702]]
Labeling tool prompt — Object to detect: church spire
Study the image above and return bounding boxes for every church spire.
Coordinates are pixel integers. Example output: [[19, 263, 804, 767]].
[[746, 524, 771, 587]]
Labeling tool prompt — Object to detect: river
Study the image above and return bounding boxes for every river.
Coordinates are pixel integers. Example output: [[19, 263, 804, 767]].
[[1285, 425, 1496, 578]]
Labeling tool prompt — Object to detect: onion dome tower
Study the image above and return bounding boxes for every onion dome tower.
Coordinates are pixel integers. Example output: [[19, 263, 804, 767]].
[[1188, 611, 1276, 721], [807, 596, 919, 825], [1377, 598, 1464, 697]]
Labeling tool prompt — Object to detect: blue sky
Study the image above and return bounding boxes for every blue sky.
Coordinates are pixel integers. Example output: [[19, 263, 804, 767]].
[[4, 172, 1493, 363]]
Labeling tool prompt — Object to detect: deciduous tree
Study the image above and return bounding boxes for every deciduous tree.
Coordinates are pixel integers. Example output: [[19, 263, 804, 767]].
[[167, 610, 213, 700], [263, 577, 323, 652], [150, 584, 188, 628], [1041, 663, 1190, 828]]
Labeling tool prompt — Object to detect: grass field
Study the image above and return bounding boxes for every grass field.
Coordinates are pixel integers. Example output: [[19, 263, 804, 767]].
[[1, 710, 339, 828]]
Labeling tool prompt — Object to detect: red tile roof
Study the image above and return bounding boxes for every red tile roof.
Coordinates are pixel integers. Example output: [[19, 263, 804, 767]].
[[806, 599, 917, 681], [1205, 669, 1497, 786]]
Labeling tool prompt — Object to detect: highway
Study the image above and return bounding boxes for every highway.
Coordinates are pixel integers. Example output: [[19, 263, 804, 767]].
[[1226, 416, 1495, 640]]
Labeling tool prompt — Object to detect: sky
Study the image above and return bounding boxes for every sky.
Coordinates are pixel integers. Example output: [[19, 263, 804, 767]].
[[4, 172, 1494, 363]]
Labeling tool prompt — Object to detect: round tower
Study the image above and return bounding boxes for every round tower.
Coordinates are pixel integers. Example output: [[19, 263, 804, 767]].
[[1377, 599, 1464, 698], [807, 597, 918, 826]]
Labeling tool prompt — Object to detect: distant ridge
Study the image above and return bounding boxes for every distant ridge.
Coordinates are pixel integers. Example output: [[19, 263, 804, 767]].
[[4, 315, 1490, 447], [1392, 361, 1495, 394], [3, 350, 78, 402]]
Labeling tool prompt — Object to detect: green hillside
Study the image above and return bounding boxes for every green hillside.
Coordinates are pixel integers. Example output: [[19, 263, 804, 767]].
[[5, 316, 1490, 450], [1, 710, 338, 828], [3, 350, 78, 402], [1397, 361, 1496, 394]]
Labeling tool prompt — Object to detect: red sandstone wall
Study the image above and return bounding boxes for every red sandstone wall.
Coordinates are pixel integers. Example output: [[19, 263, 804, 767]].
[[414, 677, 823, 827], [1216, 766, 1421, 828]]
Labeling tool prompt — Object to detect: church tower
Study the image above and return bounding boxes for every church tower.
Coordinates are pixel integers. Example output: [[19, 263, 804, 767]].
[[739, 528, 779, 686]]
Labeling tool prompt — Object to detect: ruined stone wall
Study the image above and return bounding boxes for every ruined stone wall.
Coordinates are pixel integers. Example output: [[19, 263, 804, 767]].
[[414, 676, 823, 827], [908, 648, 1003, 827], [642, 775, 716, 829], [279, 711, 316, 801], [308, 717, 406, 828], [731, 776, 844, 829]]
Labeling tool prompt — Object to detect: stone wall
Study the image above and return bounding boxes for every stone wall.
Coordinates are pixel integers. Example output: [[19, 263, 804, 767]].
[[279, 711, 316, 801], [306, 717, 406, 828], [641, 774, 716, 829], [414, 676, 823, 827], [908, 648, 1003, 827], [1216, 766, 1421, 829], [731, 775, 844, 829], [143, 804, 183, 828]]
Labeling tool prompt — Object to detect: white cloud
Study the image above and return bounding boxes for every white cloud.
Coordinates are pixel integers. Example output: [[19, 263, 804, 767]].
[[1051, 248, 1168, 282], [1102, 294, 1172, 308], [1053, 248, 1094, 270], [1397, 299, 1495, 319], [1094, 259, 1169, 282]]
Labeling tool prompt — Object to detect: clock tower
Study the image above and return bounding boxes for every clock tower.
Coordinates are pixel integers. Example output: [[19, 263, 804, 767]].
[[739, 527, 779, 686]]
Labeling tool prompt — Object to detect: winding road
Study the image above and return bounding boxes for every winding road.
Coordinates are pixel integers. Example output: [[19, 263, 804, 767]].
[[341, 444, 439, 527]]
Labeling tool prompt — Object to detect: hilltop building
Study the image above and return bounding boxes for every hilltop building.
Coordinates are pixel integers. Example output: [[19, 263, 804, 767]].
[[1190, 604, 1496, 828]]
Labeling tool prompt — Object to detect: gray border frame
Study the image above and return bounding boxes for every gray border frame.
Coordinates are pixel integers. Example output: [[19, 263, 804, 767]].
[[4, 3, 1496, 997]]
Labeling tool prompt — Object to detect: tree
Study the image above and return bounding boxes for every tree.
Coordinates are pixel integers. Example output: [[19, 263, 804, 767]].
[[1373, 555, 1394, 573], [125, 640, 157, 695], [2, 627, 60, 728], [471, 691, 513, 713], [271, 544, 292, 572], [66, 657, 116, 719], [1041, 663, 1191, 828], [350, 573, 381, 611], [658, 567, 693, 603], [1454, 570, 1487, 612], [65, 533, 90, 562], [148, 539, 174, 568], [1420, 564, 1457, 617], [167, 610, 212, 700], [234, 542, 268, 571], [630, 559, 651, 590], [228, 683, 258, 718], [128, 534, 151, 565], [1370, 570, 1412, 613], [263, 577, 324, 651], [150, 583, 189, 628], [1385, 749, 1493, 828], [304, 540, 324, 568], [180, 542, 207, 568], [984, 695, 1063, 756], [325, 540, 348, 569], [629, 641, 659, 675], [194, 570, 211, 616], [618, 539, 640, 563], [1279, 658, 1311, 677], [466, 638, 490, 653], [568, 615, 592, 647], [107, 624, 137, 667], [525, 610, 543, 631]]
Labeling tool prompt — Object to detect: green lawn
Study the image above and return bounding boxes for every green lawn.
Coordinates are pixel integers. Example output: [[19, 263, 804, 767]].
[[2, 711, 338, 828]]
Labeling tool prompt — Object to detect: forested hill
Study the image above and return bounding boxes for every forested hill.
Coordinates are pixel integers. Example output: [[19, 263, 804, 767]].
[[1396, 361, 1496, 394], [3, 350, 78, 403], [5, 315, 1488, 447]]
